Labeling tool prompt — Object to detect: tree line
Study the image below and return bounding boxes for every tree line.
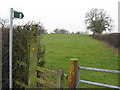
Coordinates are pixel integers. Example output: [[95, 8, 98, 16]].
[[0, 8, 113, 35], [50, 28, 89, 34]]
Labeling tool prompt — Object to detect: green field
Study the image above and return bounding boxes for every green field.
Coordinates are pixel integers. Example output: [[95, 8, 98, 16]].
[[41, 34, 118, 88]]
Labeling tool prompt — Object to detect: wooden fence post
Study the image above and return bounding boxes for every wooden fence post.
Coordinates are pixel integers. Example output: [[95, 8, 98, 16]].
[[28, 43, 38, 88], [68, 59, 78, 88], [57, 70, 64, 88]]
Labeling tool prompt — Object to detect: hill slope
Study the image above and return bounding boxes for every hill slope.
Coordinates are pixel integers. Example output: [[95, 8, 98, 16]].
[[42, 34, 118, 88]]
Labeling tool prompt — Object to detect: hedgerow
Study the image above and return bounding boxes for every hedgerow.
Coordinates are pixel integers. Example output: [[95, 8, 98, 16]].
[[2, 22, 46, 88], [93, 33, 120, 48]]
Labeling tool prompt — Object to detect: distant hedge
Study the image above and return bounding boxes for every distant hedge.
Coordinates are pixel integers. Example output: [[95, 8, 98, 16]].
[[93, 33, 120, 48]]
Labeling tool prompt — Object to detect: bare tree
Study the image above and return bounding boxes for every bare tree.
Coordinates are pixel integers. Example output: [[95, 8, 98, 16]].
[[85, 8, 113, 35], [0, 18, 9, 30]]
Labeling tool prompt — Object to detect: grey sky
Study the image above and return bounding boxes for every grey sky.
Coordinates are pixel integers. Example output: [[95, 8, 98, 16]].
[[0, 0, 119, 33]]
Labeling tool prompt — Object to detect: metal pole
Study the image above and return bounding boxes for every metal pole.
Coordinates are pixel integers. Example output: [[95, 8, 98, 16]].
[[0, 23, 2, 90], [76, 68, 80, 88], [78, 68, 80, 88], [9, 8, 13, 89], [118, 1, 120, 33]]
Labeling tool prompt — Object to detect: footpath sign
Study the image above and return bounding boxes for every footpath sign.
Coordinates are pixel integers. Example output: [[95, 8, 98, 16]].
[[14, 11, 24, 19], [9, 8, 24, 89]]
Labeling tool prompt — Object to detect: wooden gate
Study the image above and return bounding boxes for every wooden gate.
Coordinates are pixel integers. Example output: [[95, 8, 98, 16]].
[[15, 42, 68, 88]]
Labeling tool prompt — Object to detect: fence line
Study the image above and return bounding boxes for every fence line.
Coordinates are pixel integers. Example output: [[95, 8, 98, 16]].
[[15, 60, 68, 88], [76, 66, 120, 89], [36, 66, 68, 88]]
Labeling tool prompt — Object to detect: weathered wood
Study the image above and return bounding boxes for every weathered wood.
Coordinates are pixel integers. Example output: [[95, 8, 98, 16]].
[[16, 58, 68, 88], [57, 70, 64, 88], [36, 66, 68, 79], [15, 63, 68, 88], [36, 66, 68, 88], [36, 66, 58, 76], [28, 43, 38, 88], [15, 42, 68, 88], [36, 78, 57, 88], [68, 59, 78, 88]]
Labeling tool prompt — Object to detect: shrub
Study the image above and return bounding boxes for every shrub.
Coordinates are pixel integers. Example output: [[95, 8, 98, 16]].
[[2, 22, 46, 88], [93, 33, 120, 48]]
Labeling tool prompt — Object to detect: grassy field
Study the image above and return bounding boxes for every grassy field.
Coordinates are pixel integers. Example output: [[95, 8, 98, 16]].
[[41, 34, 118, 88]]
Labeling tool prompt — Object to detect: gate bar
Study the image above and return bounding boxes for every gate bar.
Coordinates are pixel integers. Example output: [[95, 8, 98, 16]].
[[78, 66, 120, 74], [79, 80, 120, 89]]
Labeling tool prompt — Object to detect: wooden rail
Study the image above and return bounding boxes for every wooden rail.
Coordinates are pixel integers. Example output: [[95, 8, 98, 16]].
[[36, 66, 58, 76], [16, 60, 68, 88], [15, 65, 68, 88], [36, 66, 68, 79], [36, 78, 56, 88], [36, 66, 68, 88]]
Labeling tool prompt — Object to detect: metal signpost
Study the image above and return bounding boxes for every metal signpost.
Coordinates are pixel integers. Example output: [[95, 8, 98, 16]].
[[0, 20, 2, 90], [9, 8, 24, 89], [118, 1, 120, 33]]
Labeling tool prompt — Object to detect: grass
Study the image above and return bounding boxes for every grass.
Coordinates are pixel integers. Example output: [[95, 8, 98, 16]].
[[41, 34, 119, 88]]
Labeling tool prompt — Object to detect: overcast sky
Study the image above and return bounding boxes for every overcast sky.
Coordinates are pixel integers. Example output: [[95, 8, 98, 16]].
[[0, 0, 119, 33]]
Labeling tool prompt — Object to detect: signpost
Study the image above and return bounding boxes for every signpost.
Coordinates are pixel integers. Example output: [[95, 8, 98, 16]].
[[0, 20, 2, 90], [118, 2, 120, 56], [9, 8, 24, 89]]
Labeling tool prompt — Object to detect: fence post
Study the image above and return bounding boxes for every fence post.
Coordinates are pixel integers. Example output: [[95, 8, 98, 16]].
[[77, 67, 80, 88], [69, 59, 78, 88], [57, 70, 64, 88], [28, 43, 38, 88]]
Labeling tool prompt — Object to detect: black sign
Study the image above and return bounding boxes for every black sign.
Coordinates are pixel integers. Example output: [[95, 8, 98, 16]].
[[14, 11, 24, 19]]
